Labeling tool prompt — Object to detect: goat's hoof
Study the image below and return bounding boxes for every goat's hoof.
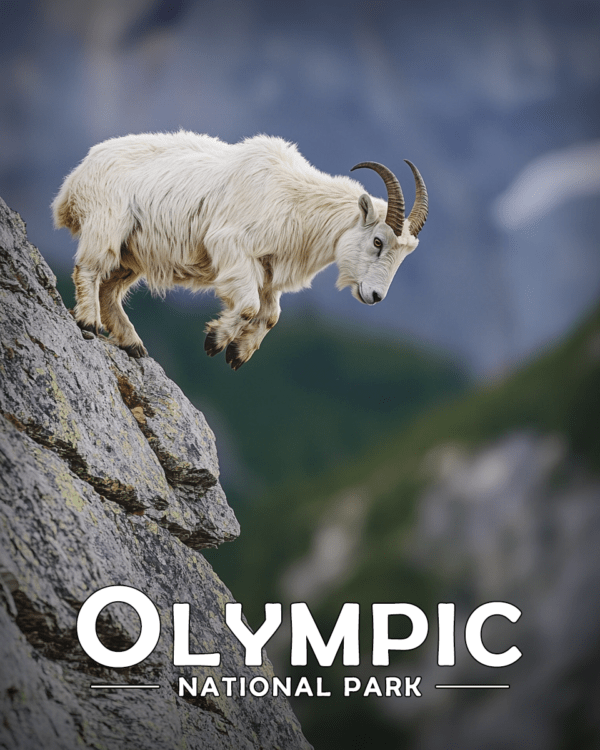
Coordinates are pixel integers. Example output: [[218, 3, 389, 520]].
[[77, 320, 106, 337], [225, 342, 245, 370], [204, 331, 224, 357], [122, 342, 148, 358], [77, 320, 95, 333]]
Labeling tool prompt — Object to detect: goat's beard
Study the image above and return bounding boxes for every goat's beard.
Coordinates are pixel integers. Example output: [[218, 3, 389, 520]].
[[335, 266, 354, 293], [336, 268, 365, 304]]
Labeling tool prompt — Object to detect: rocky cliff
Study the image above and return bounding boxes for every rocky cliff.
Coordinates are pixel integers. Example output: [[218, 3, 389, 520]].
[[0, 196, 311, 750]]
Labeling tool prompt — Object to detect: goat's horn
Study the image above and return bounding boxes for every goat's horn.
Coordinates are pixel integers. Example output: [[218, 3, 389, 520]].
[[350, 161, 405, 236], [404, 160, 428, 237]]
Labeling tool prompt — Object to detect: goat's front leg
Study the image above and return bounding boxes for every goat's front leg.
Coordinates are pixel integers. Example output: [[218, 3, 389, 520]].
[[204, 260, 262, 360], [225, 288, 282, 370]]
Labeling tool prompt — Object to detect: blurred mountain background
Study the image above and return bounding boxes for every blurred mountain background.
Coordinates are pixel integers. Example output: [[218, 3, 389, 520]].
[[2, 0, 600, 748]]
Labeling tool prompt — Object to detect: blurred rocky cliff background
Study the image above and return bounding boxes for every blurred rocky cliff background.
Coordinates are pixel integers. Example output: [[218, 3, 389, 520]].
[[2, 0, 600, 375], [1, 1, 600, 748]]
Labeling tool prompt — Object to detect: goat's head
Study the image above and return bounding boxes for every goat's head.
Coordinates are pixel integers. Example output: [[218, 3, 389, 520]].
[[335, 160, 428, 305]]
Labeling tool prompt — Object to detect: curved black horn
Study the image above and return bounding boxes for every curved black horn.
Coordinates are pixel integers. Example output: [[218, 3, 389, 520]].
[[350, 161, 405, 236], [404, 160, 428, 237]]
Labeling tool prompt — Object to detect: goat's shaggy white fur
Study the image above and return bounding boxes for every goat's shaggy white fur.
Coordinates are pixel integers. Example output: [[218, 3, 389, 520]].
[[53, 132, 419, 367]]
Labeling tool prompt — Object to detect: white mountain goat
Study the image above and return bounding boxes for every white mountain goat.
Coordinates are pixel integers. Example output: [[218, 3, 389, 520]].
[[53, 132, 428, 369]]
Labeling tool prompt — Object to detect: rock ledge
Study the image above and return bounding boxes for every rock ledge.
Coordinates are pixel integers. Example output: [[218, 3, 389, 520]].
[[0, 197, 311, 750]]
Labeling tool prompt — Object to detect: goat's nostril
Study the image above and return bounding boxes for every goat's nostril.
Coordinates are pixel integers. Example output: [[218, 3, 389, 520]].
[[372, 291, 382, 303]]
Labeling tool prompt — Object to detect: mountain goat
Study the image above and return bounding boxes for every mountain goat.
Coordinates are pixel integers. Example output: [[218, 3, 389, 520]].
[[53, 132, 428, 369]]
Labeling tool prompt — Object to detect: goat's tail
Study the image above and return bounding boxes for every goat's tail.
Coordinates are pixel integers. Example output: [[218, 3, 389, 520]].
[[52, 176, 81, 235]]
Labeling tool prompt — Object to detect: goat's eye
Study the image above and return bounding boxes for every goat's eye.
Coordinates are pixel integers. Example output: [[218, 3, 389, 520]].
[[373, 237, 383, 250]]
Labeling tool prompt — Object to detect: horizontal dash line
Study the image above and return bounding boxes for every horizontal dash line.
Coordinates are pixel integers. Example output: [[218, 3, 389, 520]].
[[90, 684, 160, 690], [435, 684, 510, 689]]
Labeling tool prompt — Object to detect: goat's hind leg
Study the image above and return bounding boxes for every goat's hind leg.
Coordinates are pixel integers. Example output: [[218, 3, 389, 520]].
[[73, 263, 104, 336], [98, 266, 147, 358]]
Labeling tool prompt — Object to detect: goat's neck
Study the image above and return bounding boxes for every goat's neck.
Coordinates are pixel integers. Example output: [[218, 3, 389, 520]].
[[293, 178, 361, 270]]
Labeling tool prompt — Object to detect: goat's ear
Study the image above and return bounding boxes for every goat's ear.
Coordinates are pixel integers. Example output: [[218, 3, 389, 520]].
[[358, 194, 377, 227]]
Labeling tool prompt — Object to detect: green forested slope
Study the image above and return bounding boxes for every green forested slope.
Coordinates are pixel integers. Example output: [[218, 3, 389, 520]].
[[217, 301, 600, 618], [213, 300, 600, 749]]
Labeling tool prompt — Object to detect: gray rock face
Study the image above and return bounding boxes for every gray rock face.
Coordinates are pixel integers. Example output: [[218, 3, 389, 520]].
[[0, 197, 311, 750]]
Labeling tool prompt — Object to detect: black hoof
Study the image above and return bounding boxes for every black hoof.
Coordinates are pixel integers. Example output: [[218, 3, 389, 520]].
[[204, 331, 224, 357], [77, 320, 106, 337], [225, 342, 245, 370], [122, 342, 148, 358], [77, 320, 96, 335]]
